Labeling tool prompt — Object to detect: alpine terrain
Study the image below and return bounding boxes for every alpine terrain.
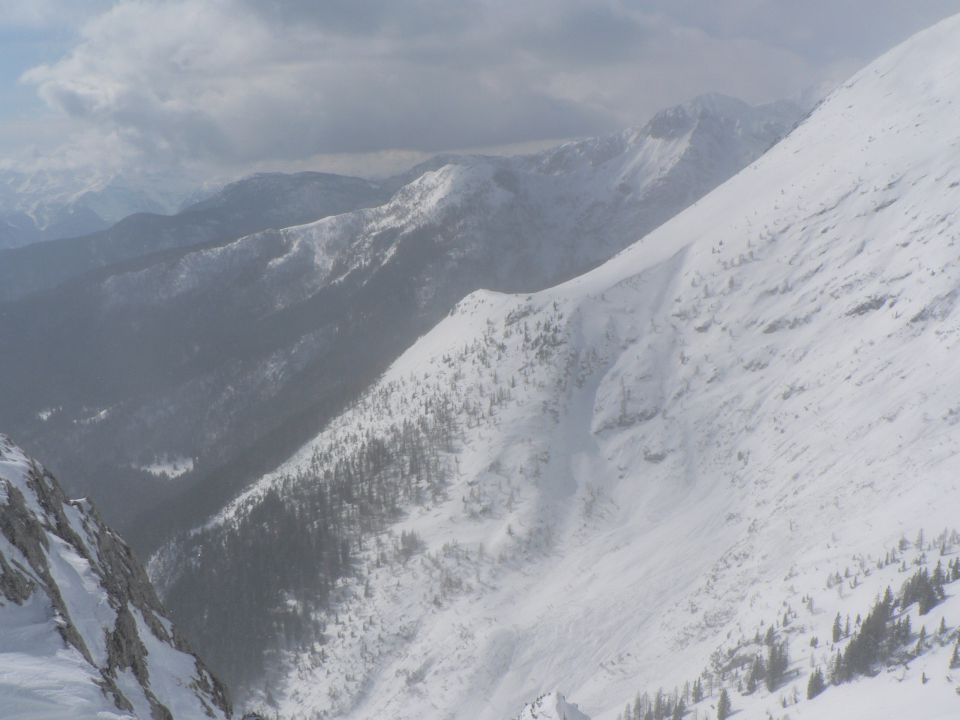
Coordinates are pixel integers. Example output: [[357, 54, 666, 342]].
[[0, 436, 230, 719], [0, 169, 192, 250], [153, 13, 960, 720], [0, 95, 801, 551], [0, 171, 391, 303]]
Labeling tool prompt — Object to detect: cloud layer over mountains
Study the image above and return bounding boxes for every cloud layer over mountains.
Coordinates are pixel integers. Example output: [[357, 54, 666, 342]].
[[5, 0, 960, 178]]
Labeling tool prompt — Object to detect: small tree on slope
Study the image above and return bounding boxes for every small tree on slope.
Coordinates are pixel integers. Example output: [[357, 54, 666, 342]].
[[671, 699, 685, 720], [806, 667, 826, 699], [716, 689, 731, 720], [766, 640, 789, 691]]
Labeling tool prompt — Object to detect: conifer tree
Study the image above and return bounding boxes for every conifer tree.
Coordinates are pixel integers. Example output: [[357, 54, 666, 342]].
[[716, 689, 731, 720], [764, 626, 776, 646], [901, 567, 943, 615], [830, 650, 843, 685], [840, 587, 895, 678], [806, 667, 825, 699], [915, 625, 927, 655], [934, 560, 945, 587], [745, 655, 763, 694], [654, 690, 665, 720], [766, 640, 789, 691], [895, 614, 912, 646], [671, 699, 685, 720]]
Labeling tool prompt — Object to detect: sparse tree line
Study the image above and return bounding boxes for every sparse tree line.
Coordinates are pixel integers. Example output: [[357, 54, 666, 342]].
[[824, 555, 958, 686], [615, 529, 960, 720], [163, 404, 456, 689], [161, 301, 572, 694], [614, 614, 801, 720]]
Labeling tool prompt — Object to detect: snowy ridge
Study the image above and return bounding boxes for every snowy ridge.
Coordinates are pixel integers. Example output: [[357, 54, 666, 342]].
[[0, 92, 799, 556], [131, 93, 795, 315], [0, 435, 230, 719], [136, 95, 795, 327], [170, 12, 960, 720], [221, 93, 799, 303]]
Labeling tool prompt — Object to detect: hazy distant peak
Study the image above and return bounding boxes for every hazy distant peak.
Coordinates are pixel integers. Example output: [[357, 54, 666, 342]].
[[641, 92, 802, 141]]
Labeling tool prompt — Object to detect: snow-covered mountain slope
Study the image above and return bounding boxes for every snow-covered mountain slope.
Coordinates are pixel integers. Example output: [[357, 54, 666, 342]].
[[0, 435, 230, 719], [160, 12, 960, 719], [0, 169, 191, 250], [0, 96, 799, 559], [0, 171, 389, 303], [355, 93, 800, 292]]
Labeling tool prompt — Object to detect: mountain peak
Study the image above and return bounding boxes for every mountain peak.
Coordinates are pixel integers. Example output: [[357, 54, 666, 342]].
[[641, 92, 801, 144]]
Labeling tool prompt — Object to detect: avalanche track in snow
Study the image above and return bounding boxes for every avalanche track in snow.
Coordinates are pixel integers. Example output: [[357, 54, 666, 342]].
[[167, 13, 960, 720]]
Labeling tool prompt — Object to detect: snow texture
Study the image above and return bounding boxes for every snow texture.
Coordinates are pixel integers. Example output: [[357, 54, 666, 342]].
[[0, 435, 229, 719], [190, 12, 960, 720], [0, 93, 798, 544]]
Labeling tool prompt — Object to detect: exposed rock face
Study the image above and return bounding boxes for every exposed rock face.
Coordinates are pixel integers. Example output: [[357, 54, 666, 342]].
[[0, 435, 231, 718], [515, 692, 590, 720]]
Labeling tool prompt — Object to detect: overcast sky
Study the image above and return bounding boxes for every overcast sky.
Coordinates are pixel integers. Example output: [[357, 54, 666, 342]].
[[2, 0, 960, 181]]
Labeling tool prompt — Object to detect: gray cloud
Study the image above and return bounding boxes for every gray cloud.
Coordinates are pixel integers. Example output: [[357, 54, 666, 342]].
[[0, 0, 110, 29], [638, 0, 960, 62], [10, 0, 960, 179], [244, 0, 479, 37]]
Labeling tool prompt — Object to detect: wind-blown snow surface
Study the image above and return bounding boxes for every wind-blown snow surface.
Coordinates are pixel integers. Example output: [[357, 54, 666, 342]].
[[190, 13, 960, 720], [0, 94, 799, 550], [0, 436, 229, 719]]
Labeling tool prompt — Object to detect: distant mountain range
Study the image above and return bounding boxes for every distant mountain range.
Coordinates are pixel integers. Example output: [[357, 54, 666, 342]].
[[0, 169, 198, 250], [0, 171, 391, 303], [0, 96, 801, 565]]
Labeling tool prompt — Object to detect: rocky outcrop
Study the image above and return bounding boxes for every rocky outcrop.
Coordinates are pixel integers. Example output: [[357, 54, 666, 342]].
[[0, 435, 231, 718]]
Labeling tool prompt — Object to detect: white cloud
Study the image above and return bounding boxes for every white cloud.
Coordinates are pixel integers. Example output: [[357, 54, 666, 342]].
[[8, 0, 960, 179], [18, 0, 613, 176]]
